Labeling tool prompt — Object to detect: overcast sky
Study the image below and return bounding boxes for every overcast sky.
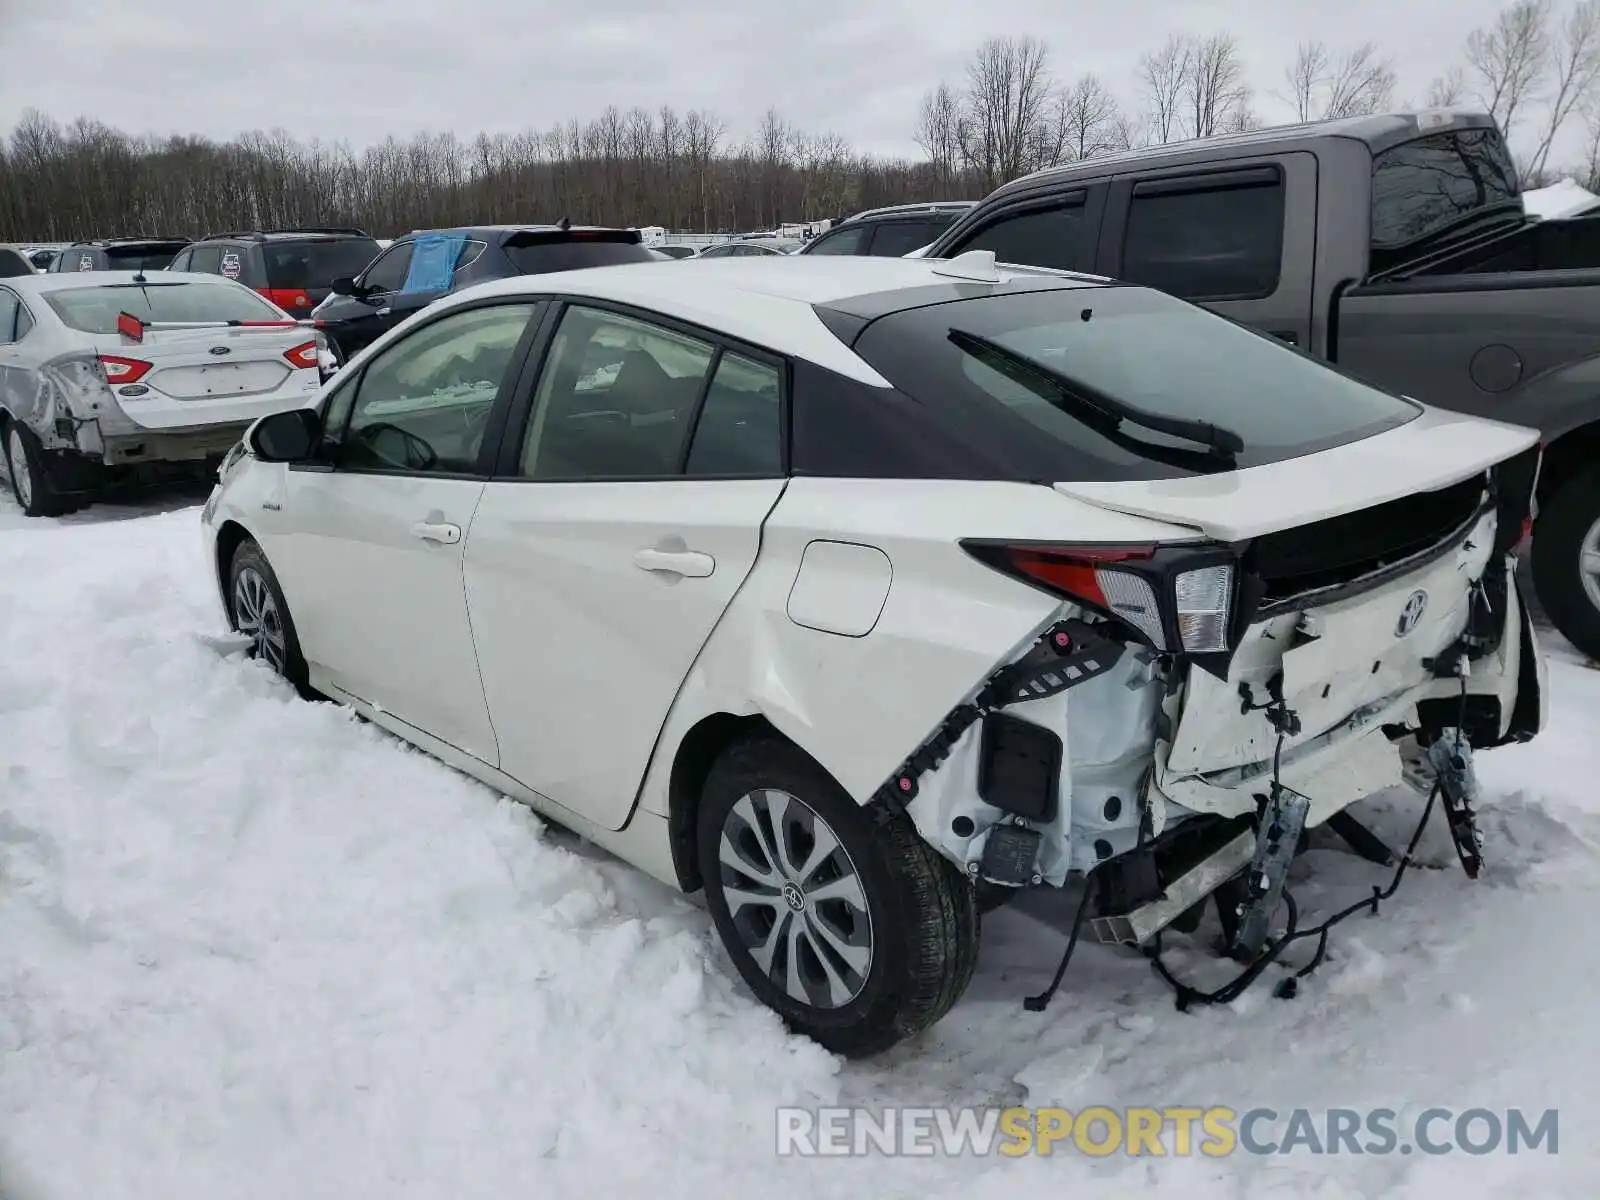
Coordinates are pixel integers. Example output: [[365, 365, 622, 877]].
[[0, 0, 1582, 166]]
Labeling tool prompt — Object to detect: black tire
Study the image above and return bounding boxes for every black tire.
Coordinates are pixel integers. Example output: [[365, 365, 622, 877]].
[[1532, 464, 1600, 661], [698, 735, 979, 1058], [226, 538, 315, 698], [3, 421, 70, 517]]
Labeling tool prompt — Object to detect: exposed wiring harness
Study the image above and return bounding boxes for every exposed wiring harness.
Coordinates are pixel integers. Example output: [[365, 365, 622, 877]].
[[1025, 666, 1473, 1013]]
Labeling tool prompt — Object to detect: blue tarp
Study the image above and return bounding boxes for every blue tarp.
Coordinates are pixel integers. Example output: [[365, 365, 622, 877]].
[[401, 233, 468, 294]]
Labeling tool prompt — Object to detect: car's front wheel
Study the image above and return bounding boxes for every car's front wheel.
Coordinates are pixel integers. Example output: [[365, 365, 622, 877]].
[[227, 538, 314, 697], [1532, 464, 1600, 661], [698, 735, 979, 1058]]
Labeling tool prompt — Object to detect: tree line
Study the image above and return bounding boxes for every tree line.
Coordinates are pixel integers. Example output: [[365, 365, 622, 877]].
[[2, 0, 1599, 243]]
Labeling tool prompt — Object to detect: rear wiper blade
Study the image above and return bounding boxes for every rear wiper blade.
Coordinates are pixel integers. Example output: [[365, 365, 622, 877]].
[[947, 328, 1245, 457]]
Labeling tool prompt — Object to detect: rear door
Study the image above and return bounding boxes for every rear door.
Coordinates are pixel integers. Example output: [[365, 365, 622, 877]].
[[1099, 153, 1317, 351], [464, 300, 788, 829]]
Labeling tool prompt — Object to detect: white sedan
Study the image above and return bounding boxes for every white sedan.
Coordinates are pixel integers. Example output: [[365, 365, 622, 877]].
[[202, 251, 1546, 1056]]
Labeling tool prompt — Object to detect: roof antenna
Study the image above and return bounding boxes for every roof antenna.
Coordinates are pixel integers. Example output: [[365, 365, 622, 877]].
[[558, 216, 571, 231]]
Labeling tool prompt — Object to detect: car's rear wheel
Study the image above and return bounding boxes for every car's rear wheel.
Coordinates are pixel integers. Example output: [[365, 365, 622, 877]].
[[4, 423, 70, 517], [1532, 465, 1600, 661], [227, 538, 314, 697], [697, 735, 978, 1058]]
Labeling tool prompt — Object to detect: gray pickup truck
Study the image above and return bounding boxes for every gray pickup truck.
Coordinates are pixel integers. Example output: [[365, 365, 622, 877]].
[[925, 110, 1600, 660]]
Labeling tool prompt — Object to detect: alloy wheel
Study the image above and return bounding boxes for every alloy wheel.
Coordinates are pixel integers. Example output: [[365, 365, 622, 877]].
[[7, 427, 32, 510], [717, 788, 873, 1009], [1580, 513, 1600, 615], [233, 566, 288, 673]]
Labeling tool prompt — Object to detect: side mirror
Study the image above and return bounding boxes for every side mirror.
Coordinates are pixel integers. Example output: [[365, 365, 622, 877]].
[[249, 407, 322, 462], [330, 275, 359, 297]]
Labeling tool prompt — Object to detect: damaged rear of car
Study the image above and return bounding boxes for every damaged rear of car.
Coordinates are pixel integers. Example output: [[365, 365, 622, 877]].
[[693, 268, 1543, 1051]]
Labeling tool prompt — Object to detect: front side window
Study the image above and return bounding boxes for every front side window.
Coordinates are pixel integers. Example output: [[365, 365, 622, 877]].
[[850, 285, 1419, 482], [44, 280, 281, 332], [1121, 174, 1285, 300], [950, 201, 1090, 272], [339, 302, 538, 474], [805, 226, 869, 255], [360, 243, 414, 294], [520, 305, 717, 479]]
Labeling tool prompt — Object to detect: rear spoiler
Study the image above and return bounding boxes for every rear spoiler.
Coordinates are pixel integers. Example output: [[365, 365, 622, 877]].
[[501, 228, 643, 248], [116, 311, 312, 344]]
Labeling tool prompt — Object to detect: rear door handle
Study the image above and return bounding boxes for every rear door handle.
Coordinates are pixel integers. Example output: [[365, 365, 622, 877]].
[[412, 521, 462, 544], [633, 548, 715, 577]]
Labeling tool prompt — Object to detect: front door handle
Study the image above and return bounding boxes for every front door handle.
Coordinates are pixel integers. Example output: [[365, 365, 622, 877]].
[[633, 547, 715, 577], [412, 521, 462, 544]]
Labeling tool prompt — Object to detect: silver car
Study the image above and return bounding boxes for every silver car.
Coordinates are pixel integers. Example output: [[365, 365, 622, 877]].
[[0, 271, 323, 516], [696, 238, 804, 258]]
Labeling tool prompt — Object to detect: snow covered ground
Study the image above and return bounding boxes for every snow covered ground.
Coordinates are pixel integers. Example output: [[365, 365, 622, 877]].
[[2, 489, 1598, 1199]]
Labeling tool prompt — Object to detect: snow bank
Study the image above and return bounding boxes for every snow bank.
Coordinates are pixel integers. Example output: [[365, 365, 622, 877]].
[[1523, 178, 1600, 219], [2, 494, 1598, 1198]]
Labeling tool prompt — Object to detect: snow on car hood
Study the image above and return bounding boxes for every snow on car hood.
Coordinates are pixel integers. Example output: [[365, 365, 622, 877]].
[[1052, 406, 1540, 543]]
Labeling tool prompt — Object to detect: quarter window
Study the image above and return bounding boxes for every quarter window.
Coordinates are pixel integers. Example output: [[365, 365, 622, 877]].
[[339, 303, 537, 474], [520, 306, 717, 479]]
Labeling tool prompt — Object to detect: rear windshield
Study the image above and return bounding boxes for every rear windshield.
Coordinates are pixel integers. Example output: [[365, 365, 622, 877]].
[[103, 245, 182, 270], [265, 238, 382, 289], [502, 240, 657, 275], [850, 286, 1420, 482], [1370, 129, 1520, 274], [45, 281, 282, 333]]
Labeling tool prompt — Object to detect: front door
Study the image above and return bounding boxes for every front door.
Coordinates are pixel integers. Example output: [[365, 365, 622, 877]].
[[464, 303, 789, 828], [263, 299, 545, 764]]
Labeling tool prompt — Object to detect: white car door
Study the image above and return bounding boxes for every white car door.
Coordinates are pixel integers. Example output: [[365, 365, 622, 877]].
[[464, 302, 787, 829], [263, 300, 545, 765]]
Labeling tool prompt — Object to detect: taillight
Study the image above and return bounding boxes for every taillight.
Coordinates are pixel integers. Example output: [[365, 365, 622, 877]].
[[965, 541, 1241, 657], [284, 341, 320, 370], [98, 354, 152, 384], [261, 287, 312, 311]]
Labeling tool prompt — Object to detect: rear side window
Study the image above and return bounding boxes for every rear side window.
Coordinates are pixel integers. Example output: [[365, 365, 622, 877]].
[[1121, 173, 1285, 300], [265, 239, 382, 289], [848, 286, 1418, 482], [950, 202, 1090, 271], [44, 281, 281, 333], [0, 290, 19, 343], [502, 240, 656, 275], [1370, 129, 1520, 274], [867, 219, 951, 257], [169, 248, 193, 272], [189, 245, 224, 274], [686, 353, 782, 476]]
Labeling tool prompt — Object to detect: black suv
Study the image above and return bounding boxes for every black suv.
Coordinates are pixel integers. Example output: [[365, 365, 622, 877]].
[[311, 224, 656, 364], [798, 202, 975, 257], [171, 228, 383, 319], [49, 237, 192, 273]]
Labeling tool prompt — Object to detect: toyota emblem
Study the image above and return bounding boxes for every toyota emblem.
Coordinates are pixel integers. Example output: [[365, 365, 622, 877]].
[[1395, 589, 1429, 638]]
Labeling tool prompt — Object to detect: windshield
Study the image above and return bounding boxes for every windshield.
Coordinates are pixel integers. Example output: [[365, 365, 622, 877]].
[[45, 280, 282, 333], [850, 286, 1420, 482], [265, 239, 381, 289]]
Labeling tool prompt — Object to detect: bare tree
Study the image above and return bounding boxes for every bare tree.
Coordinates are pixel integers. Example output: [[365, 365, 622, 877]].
[[1285, 41, 1330, 123], [1465, 0, 1553, 137], [957, 36, 1057, 188], [1530, 0, 1600, 175], [915, 83, 963, 186], [1322, 43, 1397, 118], [1057, 73, 1123, 160], [1183, 33, 1252, 139], [1139, 35, 1192, 144], [1426, 65, 1469, 106]]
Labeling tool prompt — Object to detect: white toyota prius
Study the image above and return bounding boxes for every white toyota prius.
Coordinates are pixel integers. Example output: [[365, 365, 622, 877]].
[[202, 251, 1547, 1056]]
